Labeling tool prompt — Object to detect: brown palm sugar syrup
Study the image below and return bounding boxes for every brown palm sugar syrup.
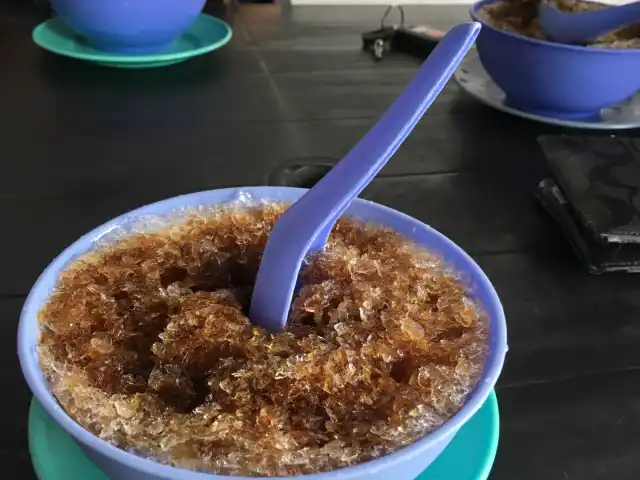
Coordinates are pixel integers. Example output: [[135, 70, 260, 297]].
[[38, 202, 488, 477]]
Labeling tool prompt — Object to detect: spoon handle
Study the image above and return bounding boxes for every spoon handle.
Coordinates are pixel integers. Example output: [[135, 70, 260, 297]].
[[250, 22, 480, 332], [552, 1, 640, 41], [574, 1, 640, 33], [299, 21, 481, 252]]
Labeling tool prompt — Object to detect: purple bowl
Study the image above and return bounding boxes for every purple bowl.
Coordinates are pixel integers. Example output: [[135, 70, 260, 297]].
[[18, 187, 507, 480], [470, 0, 640, 119], [50, 0, 206, 54]]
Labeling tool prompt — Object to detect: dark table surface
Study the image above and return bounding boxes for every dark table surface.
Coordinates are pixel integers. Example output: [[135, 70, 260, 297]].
[[2, 2, 640, 479]]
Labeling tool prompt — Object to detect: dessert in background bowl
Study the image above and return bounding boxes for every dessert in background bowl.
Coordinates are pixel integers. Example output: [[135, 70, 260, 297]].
[[50, 0, 207, 54], [18, 187, 507, 480], [470, 0, 640, 119]]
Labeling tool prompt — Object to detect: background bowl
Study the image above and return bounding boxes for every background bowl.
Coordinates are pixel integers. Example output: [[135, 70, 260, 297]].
[[50, 0, 207, 54], [470, 0, 640, 119], [18, 187, 507, 480]]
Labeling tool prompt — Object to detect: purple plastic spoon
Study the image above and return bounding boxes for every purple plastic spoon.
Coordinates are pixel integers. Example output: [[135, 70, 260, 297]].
[[250, 22, 481, 332], [539, 0, 640, 45]]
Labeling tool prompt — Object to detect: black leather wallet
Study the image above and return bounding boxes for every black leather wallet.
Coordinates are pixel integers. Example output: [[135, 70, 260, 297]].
[[537, 135, 640, 273]]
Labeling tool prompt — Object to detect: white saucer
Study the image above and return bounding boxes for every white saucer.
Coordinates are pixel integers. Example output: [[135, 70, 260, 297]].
[[454, 55, 640, 130]]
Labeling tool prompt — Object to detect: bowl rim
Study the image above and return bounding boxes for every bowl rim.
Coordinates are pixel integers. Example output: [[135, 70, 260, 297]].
[[470, 0, 640, 54], [18, 186, 507, 480]]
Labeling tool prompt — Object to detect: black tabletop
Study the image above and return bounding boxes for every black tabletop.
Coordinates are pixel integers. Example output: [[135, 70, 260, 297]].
[[2, 3, 640, 479]]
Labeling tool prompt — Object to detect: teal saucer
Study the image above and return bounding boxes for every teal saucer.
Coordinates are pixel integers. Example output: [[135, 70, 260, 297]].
[[416, 390, 499, 480], [32, 14, 232, 69], [28, 391, 498, 480]]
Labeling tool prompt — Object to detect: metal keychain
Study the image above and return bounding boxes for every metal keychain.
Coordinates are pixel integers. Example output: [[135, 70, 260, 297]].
[[362, 5, 406, 61], [375, 5, 406, 60], [380, 4, 406, 30]]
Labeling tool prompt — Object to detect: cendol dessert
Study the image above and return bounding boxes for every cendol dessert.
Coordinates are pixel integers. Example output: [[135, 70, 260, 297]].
[[38, 202, 488, 477], [478, 0, 640, 48]]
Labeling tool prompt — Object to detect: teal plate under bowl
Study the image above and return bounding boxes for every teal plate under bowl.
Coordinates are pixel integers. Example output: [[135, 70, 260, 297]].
[[28, 390, 499, 480], [32, 14, 232, 69]]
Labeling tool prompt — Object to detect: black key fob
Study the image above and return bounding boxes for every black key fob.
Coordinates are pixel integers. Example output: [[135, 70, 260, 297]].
[[362, 26, 397, 61], [394, 26, 445, 60]]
